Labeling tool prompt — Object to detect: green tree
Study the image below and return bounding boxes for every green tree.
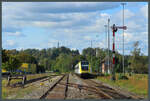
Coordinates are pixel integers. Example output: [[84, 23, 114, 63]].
[[129, 41, 148, 73], [53, 53, 72, 73], [2, 49, 9, 63], [17, 52, 37, 64], [2, 55, 21, 72]]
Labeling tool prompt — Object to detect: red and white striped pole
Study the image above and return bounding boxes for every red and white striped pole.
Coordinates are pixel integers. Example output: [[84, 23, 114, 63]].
[[111, 24, 127, 81], [111, 24, 117, 81], [112, 24, 117, 65], [113, 29, 115, 65]]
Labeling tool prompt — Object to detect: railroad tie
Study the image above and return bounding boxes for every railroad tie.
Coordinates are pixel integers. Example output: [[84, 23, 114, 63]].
[[78, 85, 82, 93], [94, 87, 114, 99]]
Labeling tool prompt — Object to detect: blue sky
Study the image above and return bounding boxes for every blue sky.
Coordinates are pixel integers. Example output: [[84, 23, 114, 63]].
[[2, 2, 148, 55]]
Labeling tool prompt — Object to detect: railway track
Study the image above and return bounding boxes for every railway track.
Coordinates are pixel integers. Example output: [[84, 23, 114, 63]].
[[38, 73, 143, 99], [40, 74, 69, 99], [74, 73, 141, 99], [82, 79, 130, 99]]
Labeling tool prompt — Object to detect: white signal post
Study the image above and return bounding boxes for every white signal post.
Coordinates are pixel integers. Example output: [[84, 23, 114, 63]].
[[111, 24, 127, 81]]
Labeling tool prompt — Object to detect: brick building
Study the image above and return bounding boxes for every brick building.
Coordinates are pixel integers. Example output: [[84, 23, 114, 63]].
[[101, 56, 112, 74]]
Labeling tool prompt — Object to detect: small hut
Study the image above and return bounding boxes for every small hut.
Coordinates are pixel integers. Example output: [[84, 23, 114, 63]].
[[101, 56, 112, 74]]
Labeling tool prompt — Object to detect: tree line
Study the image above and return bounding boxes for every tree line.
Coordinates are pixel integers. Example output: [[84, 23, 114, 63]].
[[2, 41, 148, 74]]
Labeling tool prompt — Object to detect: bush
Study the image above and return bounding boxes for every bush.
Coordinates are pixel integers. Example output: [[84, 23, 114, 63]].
[[104, 73, 110, 76], [98, 73, 104, 76], [118, 74, 129, 80]]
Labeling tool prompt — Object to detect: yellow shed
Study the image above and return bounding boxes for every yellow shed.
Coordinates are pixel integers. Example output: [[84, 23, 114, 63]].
[[2, 69, 7, 73]]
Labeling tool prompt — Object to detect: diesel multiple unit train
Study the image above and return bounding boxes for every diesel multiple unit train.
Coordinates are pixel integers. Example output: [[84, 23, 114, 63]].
[[74, 61, 92, 77]]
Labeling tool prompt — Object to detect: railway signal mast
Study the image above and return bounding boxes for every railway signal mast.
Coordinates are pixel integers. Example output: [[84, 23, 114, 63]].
[[111, 24, 127, 81]]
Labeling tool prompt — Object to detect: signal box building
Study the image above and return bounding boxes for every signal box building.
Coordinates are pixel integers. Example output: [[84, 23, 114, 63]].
[[101, 56, 112, 74]]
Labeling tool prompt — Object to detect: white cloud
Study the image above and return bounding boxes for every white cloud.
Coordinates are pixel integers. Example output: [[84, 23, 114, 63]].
[[115, 9, 135, 22], [47, 39, 59, 47], [71, 48, 77, 50], [6, 40, 16, 46], [84, 36, 92, 41], [124, 9, 135, 19], [2, 2, 148, 55], [124, 32, 133, 42], [32, 21, 57, 28], [140, 4, 148, 18], [126, 21, 143, 33], [5, 31, 24, 37], [100, 13, 110, 18], [2, 2, 119, 33], [94, 42, 105, 48]]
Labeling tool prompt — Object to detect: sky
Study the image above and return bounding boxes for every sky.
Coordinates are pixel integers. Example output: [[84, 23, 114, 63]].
[[2, 2, 148, 55]]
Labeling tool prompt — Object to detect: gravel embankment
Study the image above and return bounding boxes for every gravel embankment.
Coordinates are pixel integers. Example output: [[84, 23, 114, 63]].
[[66, 74, 99, 99], [20, 76, 62, 99]]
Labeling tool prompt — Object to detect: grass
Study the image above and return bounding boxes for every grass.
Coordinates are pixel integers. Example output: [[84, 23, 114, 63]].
[[2, 73, 52, 99], [96, 73, 148, 98], [2, 82, 35, 99]]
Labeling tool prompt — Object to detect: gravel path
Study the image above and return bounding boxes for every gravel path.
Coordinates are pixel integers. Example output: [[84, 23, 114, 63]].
[[20, 76, 62, 99]]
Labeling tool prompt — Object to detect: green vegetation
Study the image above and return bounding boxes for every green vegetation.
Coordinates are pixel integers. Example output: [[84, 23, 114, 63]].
[[2, 50, 21, 72], [2, 41, 148, 74], [96, 73, 148, 98], [2, 49, 37, 73], [129, 41, 148, 74]]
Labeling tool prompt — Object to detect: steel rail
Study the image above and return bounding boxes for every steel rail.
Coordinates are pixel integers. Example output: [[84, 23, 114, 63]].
[[39, 74, 66, 99], [64, 74, 69, 99], [59, 82, 113, 99]]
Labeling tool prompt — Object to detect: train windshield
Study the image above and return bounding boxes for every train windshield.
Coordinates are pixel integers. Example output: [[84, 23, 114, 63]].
[[81, 61, 89, 70], [81, 66, 88, 70], [81, 61, 89, 65]]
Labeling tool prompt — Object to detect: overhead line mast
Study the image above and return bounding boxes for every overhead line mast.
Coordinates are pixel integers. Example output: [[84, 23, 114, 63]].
[[108, 19, 110, 74], [91, 40, 92, 73], [57, 41, 59, 48], [121, 3, 126, 76], [104, 25, 108, 56]]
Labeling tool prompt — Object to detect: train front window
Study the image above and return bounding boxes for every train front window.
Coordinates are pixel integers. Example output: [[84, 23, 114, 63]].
[[81, 61, 89, 65], [82, 65, 88, 70]]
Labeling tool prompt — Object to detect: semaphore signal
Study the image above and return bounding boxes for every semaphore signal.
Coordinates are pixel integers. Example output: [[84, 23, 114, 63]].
[[111, 24, 127, 81]]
